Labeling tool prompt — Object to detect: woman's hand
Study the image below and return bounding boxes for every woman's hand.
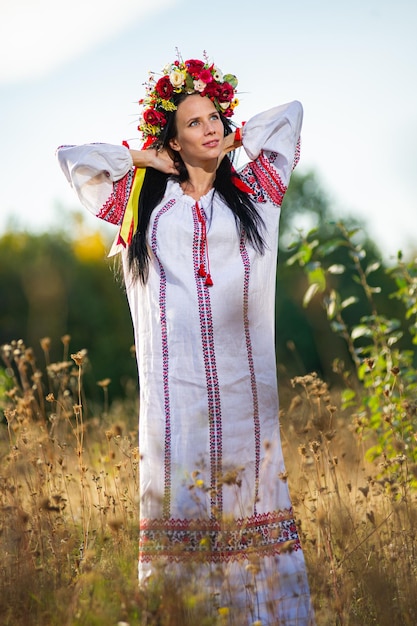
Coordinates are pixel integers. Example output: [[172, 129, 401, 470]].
[[129, 147, 179, 175], [217, 128, 243, 168]]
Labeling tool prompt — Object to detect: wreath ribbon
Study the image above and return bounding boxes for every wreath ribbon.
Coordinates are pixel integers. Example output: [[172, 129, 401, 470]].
[[108, 167, 146, 257]]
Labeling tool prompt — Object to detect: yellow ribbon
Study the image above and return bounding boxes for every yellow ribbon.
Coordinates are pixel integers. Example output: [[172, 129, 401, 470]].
[[118, 167, 146, 246]]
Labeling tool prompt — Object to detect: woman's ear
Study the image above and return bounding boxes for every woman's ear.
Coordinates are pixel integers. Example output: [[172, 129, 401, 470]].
[[169, 138, 180, 152]]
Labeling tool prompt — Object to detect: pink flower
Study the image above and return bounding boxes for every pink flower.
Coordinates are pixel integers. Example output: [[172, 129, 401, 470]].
[[199, 69, 213, 84]]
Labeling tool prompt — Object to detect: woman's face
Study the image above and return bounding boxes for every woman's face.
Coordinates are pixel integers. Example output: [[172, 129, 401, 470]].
[[169, 95, 224, 166]]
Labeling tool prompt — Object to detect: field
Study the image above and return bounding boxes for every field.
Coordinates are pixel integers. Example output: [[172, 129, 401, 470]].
[[1, 338, 416, 626]]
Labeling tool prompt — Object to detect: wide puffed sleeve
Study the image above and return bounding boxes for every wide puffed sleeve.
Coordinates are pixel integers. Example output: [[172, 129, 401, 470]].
[[56, 144, 134, 225], [238, 101, 303, 207]]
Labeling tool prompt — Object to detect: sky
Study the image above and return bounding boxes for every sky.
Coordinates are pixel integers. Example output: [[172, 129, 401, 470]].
[[1, 0, 416, 261]]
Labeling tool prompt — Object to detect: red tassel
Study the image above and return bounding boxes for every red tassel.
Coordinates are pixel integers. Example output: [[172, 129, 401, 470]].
[[230, 165, 254, 195], [232, 175, 254, 194], [195, 201, 213, 285]]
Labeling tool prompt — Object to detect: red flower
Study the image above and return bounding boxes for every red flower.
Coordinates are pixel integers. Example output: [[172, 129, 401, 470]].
[[155, 75, 174, 99], [203, 81, 221, 99], [143, 108, 166, 127], [218, 82, 235, 103], [222, 107, 233, 118], [185, 59, 205, 76]]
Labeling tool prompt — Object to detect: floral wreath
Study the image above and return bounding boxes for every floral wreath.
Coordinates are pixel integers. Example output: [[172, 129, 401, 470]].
[[138, 53, 239, 148]]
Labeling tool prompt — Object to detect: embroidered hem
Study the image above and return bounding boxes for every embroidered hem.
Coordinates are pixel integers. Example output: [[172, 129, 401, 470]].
[[139, 509, 301, 563]]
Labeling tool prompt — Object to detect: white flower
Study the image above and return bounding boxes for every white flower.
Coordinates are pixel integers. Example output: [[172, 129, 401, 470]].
[[212, 66, 223, 81], [193, 79, 207, 92], [170, 69, 186, 88], [219, 102, 230, 110]]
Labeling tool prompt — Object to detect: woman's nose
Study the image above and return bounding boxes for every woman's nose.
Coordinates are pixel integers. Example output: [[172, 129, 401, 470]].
[[204, 121, 215, 134]]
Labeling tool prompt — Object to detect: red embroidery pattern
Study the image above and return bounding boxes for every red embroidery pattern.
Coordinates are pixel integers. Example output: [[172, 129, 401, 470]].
[[239, 151, 287, 207], [97, 168, 135, 225], [294, 137, 301, 169], [239, 236, 260, 513], [192, 203, 223, 517], [139, 509, 301, 563], [151, 199, 177, 518]]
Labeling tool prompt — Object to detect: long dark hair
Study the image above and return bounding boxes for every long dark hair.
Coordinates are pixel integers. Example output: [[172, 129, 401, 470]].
[[128, 93, 265, 283]]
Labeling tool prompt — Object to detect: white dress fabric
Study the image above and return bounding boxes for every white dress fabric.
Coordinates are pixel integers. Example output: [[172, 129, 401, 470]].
[[57, 101, 315, 625]]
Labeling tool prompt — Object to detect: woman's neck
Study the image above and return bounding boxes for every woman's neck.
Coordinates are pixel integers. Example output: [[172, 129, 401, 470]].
[[180, 165, 216, 201]]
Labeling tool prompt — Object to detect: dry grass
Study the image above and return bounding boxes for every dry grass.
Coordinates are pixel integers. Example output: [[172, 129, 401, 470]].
[[1, 341, 417, 625], [280, 373, 417, 625]]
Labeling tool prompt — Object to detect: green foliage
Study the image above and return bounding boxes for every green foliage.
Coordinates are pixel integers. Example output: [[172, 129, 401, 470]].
[[0, 228, 136, 401], [287, 222, 417, 485], [276, 171, 384, 380]]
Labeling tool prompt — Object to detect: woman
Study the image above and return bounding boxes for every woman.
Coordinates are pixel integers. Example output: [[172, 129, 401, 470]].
[[57, 56, 315, 625]]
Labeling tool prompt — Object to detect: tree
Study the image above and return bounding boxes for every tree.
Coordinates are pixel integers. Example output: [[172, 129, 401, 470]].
[[0, 226, 136, 403], [276, 170, 404, 381]]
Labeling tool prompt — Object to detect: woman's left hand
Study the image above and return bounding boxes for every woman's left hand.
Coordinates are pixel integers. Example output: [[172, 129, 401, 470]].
[[217, 129, 243, 167]]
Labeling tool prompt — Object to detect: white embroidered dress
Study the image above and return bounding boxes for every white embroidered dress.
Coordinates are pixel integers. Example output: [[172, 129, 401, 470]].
[[57, 101, 315, 625]]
